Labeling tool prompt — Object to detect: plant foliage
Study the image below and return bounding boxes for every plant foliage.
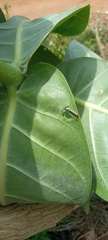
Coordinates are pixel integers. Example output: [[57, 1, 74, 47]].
[[58, 42, 108, 201], [0, 4, 108, 209]]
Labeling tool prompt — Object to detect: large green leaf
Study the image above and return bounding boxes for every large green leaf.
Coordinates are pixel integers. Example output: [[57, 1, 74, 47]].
[[0, 63, 92, 206], [58, 58, 108, 201], [64, 40, 101, 61], [0, 5, 90, 74]]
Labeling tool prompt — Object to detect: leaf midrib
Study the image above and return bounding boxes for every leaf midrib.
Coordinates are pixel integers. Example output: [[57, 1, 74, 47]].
[[12, 19, 29, 68], [0, 86, 17, 205], [76, 98, 108, 115]]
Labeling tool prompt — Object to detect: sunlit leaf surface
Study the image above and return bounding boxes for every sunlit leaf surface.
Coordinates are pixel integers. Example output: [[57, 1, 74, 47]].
[[58, 57, 108, 200], [0, 63, 92, 205]]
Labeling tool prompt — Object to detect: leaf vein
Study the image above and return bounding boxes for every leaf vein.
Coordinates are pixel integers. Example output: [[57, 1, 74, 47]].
[[12, 124, 84, 181]]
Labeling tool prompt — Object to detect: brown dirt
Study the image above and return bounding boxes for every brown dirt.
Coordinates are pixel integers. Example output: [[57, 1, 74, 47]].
[[0, 0, 108, 20], [49, 198, 108, 240]]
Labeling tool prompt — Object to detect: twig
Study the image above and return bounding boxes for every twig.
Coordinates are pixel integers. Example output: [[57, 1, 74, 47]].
[[96, 231, 108, 240], [77, 220, 98, 240], [94, 14, 105, 59]]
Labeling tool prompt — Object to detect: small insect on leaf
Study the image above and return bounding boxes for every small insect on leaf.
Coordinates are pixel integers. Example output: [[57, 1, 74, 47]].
[[65, 107, 79, 117]]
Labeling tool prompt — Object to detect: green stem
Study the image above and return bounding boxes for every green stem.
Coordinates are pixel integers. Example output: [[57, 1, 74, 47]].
[[0, 86, 17, 205]]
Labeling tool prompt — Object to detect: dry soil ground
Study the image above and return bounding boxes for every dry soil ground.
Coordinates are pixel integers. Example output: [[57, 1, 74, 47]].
[[0, 0, 108, 19]]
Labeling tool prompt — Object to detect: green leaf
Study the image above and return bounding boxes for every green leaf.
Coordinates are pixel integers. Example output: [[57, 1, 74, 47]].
[[58, 58, 108, 201], [53, 5, 90, 36], [0, 8, 6, 23], [0, 5, 90, 74], [28, 45, 61, 70], [0, 63, 92, 206], [64, 40, 101, 61]]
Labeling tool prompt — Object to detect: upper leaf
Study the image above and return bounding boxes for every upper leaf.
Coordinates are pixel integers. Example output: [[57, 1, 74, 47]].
[[0, 9, 6, 23], [53, 6, 90, 36], [0, 5, 90, 74], [58, 58, 108, 201], [0, 63, 92, 206]]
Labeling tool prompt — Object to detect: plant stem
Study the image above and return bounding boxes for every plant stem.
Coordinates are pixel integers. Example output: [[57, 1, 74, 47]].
[[0, 86, 17, 205]]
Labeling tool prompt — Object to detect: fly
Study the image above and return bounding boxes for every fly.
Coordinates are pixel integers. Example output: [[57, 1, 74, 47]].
[[65, 107, 78, 117]]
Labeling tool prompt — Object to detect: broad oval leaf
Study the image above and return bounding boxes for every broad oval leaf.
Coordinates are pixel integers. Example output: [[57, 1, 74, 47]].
[[0, 5, 90, 73], [64, 40, 101, 61], [58, 58, 108, 201], [0, 63, 92, 206]]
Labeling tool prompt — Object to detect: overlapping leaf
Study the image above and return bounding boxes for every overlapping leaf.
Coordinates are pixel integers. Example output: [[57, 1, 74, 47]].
[[0, 63, 92, 206], [0, 5, 90, 73], [58, 57, 108, 200], [64, 40, 101, 61]]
